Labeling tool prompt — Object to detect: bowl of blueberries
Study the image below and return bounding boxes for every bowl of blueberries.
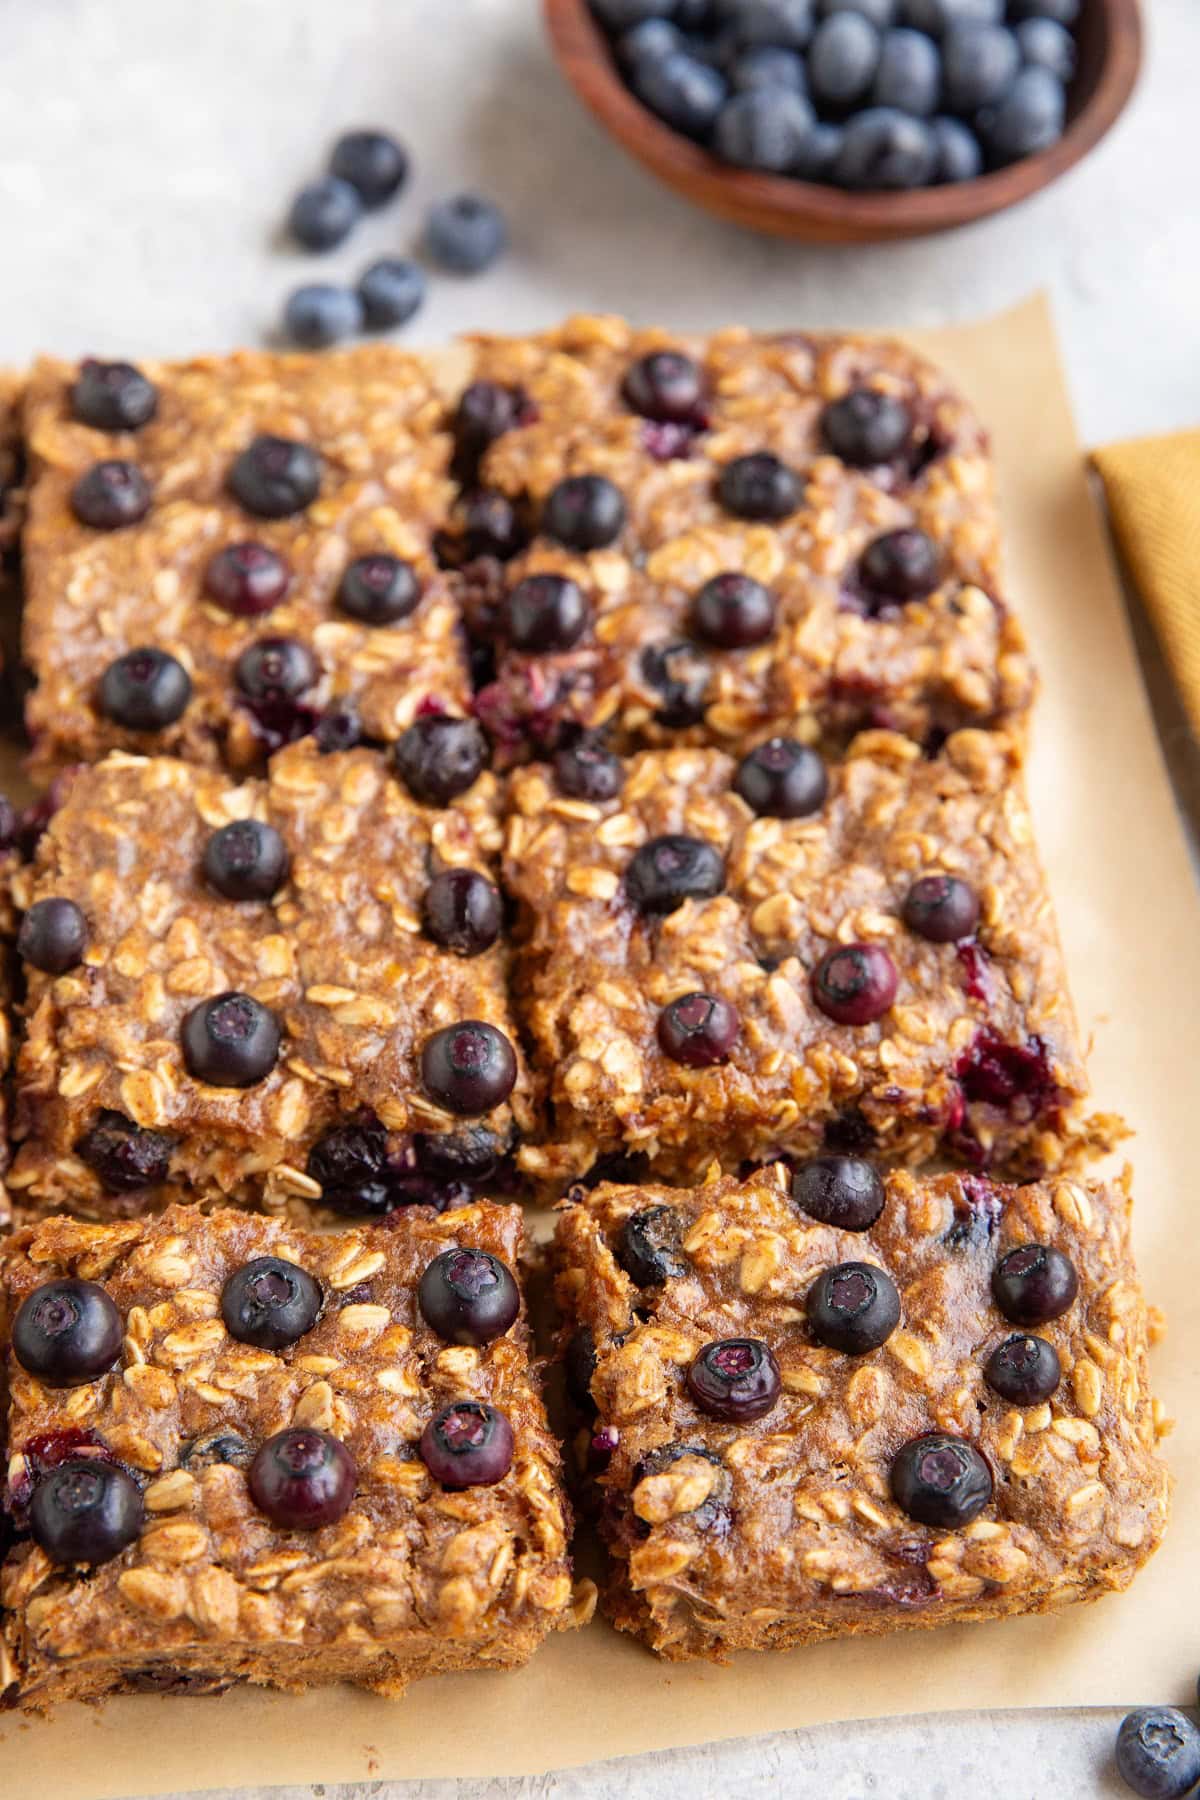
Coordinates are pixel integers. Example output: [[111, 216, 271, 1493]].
[[545, 0, 1141, 240]]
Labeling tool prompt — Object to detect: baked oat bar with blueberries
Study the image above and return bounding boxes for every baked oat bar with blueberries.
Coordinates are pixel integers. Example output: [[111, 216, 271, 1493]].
[[553, 1162, 1168, 1663], [0, 1201, 578, 1709], [448, 315, 1034, 763], [505, 730, 1120, 1194], [20, 346, 471, 780], [6, 734, 534, 1220]]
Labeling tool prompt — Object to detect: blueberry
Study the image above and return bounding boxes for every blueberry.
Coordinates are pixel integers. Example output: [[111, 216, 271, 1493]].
[[288, 176, 362, 252], [1014, 17, 1075, 80], [591, 0, 677, 24], [902, 874, 980, 942], [418, 1248, 520, 1346], [205, 542, 291, 616], [983, 1333, 1061, 1405], [228, 435, 321, 519], [890, 1433, 993, 1527], [503, 573, 590, 652], [640, 641, 711, 727], [730, 0, 816, 50], [416, 1126, 504, 1181], [13, 1279, 123, 1386], [793, 121, 845, 179], [71, 460, 151, 530], [328, 129, 409, 207], [249, 1428, 357, 1529], [76, 1111, 173, 1193], [18, 897, 88, 974], [622, 350, 704, 423], [807, 1261, 901, 1354], [734, 738, 827, 818], [565, 1326, 597, 1410], [357, 257, 427, 330], [822, 389, 912, 465], [1114, 1709, 1200, 1800], [808, 13, 881, 106], [860, 527, 942, 599], [454, 382, 526, 463], [71, 359, 158, 432], [100, 648, 192, 731], [817, 0, 894, 22], [425, 194, 507, 275], [717, 451, 803, 521], [420, 1401, 514, 1488], [833, 107, 937, 188], [687, 1338, 781, 1422], [992, 1243, 1078, 1325], [283, 284, 363, 350], [625, 834, 725, 915], [422, 868, 502, 956], [314, 704, 364, 754], [203, 820, 289, 902], [338, 554, 421, 625], [900, 0, 1000, 29], [657, 991, 739, 1066], [1008, 0, 1077, 20], [634, 52, 728, 138], [420, 1021, 518, 1114], [221, 1257, 323, 1350], [461, 489, 526, 561], [713, 89, 815, 172], [31, 1460, 144, 1566], [306, 1119, 386, 1195], [942, 22, 1020, 112], [691, 572, 777, 648], [931, 115, 984, 181], [872, 26, 940, 113], [619, 1206, 688, 1286], [554, 738, 624, 802], [729, 46, 808, 92], [791, 1155, 886, 1230], [811, 942, 898, 1025], [617, 18, 684, 66], [182, 992, 281, 1088], [977, 66, 1065, 161], [392, 715, 491, 806], [543, 474, 626, 551]]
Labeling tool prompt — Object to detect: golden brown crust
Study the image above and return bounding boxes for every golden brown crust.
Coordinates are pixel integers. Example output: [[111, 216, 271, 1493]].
[[553, 1165, 1168, 1662]]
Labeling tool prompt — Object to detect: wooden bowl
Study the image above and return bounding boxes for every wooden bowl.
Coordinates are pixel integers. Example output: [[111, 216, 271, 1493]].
[[544, 0, 1142, 242]]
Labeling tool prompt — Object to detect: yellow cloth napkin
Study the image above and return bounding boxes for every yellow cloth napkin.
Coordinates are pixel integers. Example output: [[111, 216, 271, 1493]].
[[1092, 429, 1200, 738]]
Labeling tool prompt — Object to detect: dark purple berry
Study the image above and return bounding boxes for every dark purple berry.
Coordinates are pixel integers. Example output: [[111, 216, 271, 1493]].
[[821, 389, 912, 466], [288, 175, 362, 251], [203, 820, 289, 903], [503, 574, 589, 652], [234, 637, 317, 703], [619, 1206, 687, 1287], [322, 1180, 398, 1220], [806, 1261, 900, 1354], [462, 489, 525, 561], [420, 1021, 517, 1115], [18, 897, 87, 974], [811, 943, 898, 1025], [554, 738, 624, 802], [418, 1249, 520, 1346], [565, 1327, 597, 1411], [71, 460, 151, 529], [991, 1244, 1078, 1326], [791, 1156, 885, 1231], [733, 738, 827, 818], [860, 528, 942, 600], [180, 1429, 254, 1472], [0, 794, 15, 852], [690, 572, 777, 649], [314, 705, 363, 754], [415, 1126, 503, 1181], [542, 474, 626, 552], [70, 360, 158, 432], [890, 1433, 993, 1528], [100, 648, 192, 730], [640, 641, 710, 728], [204, 542, 291, 616], [392, 715, 490, 806], [76, 1111, 173, 1193], [228, 435, 321, 519], [249, 1428, 356, 1528], [420, 1401, 514, 1488], [625, 834, 724, 915], [13, 1280, 123, 1386], [422, 868, 502, 957], [687, 1338, 781, 1423], [307, 1119, 386, 1193], [221, 1258, 322, 1350], [182, 992, 281, 1088], [329, 129, 409, 207], [454, 382, 525, 462], [717, 452, 802, 522], [983, 1333, 1060, 1405], [425, 194, 507, 275], [1114, 1708, 1200, 1800], [31, 1459, 144, 1566], [656, 992, 739, 1067], [903, 874, 980, 943], [622, 351, 704, 423], [337, 555, 420, 625]]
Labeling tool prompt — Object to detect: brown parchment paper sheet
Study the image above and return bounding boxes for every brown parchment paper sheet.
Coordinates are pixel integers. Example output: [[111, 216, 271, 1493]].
[[0, 294, 1196, 1796]]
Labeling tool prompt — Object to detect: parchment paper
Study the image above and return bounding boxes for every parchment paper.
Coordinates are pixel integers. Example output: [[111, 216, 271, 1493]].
[[0, 294, 1196, 1796]]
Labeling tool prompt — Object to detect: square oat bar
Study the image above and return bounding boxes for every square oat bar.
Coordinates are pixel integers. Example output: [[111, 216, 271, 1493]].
[[452, 316, 1034, 761], [20, 346, 470, 779], [553, 1163, 1168, 1662], [505, 731, 1118, 1190], [0, 1202, 575, 1707], [7, 738, 535, 1219]]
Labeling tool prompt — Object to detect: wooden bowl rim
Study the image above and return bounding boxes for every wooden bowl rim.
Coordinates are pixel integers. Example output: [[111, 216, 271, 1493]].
[[544, 0, 1143, 237]]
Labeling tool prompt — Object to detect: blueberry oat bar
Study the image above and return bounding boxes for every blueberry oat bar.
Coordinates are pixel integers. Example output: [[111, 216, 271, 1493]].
[[0, 1201, 578, 1708], [452, 316, 1034, 761], [7, 736, 534, 1219], [20, 347, 470, 779], [506, 730, 1118, 1192], [554, 1163, 1168, 1661]]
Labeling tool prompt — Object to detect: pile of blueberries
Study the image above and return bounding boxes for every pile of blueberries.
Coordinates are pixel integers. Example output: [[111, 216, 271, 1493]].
[[592, 0, 1080, 190], [280, 129, 507, 349]]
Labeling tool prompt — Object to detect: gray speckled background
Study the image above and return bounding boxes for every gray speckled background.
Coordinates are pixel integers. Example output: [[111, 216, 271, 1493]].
[[0, 1, 1196, 1793]]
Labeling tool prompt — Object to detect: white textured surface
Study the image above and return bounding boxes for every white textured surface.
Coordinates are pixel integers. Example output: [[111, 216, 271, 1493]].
[[0, 1, 1195, 1794]]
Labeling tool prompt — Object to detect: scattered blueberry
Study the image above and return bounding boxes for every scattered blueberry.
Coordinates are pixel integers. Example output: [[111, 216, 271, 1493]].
[[182, 992, 281, 1088], [205, 542, 291, 616], [991, 1243, 1078, 1325], [687, 1338, 781, 1422], [249, 1428, 357, 1528], [729, 46, 809, 92], [1114, 1709, 1200, 1800], [619, 1205, 687, 1286], [13, 1279, 123, 1386], [811, 942, 898, 1025], [691, 572, 777, 648], [420, 1021, 518, 1114], [454, 381, 526, 462], [283, 284, 363, 349], [288, 176, 362, 252], [902, 874, 980, 942], [983, 1332, 1061, 1404], [622, 349, 704, 423], [565, 1326, 598, 1410], [931, 114, 984, 182], [942, 22, 1022, 113], [460, 489, 525, 560], [76, 1111, 173, 1193], [425, 193, 507, 275], [833, 107, 937, 188], [234, 637, 317, 701], [977, 65, 1065, 162], [71, 359, 158, 432], [393, 715, 490, 806], [418, 1248, 520, 1346], [822, 388, 912, 465], [71, 460, 151, 530], [228, 435, 321, 519], [221, 1257, 322, 1350], [640, 641, 711, 727], [634, 51, 728, 137], [420, 1401, 514, 1488], [329, 128, 409, 207], [860, 527, 942, 600], [422, 868, 503, 957], [18, 897, 88, 974], [625, 834, 725, 915], [808, 12, 881, 106], [504, 573, 590, 652], [357, 257, 427, 330], [1014, 16, 1075, 77], [714, 89, 816, 171], [204, 820, 290, 903], [717, 451, 803, 521], [806, 1260, 901, 1353], [543, 473, 627, 551], [792, 1154, 886, 1230], [100, 648, 192, 731], [657, 991, 739, 1066], [338, 554, 421, 625], [31, 1459, 144, 1566], [555, 737, 624, 802], [730, 0, 816, 51], [734, 738, 827, 818], [890, 1433, 993, 1527], [872, 27, 940, 114]]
